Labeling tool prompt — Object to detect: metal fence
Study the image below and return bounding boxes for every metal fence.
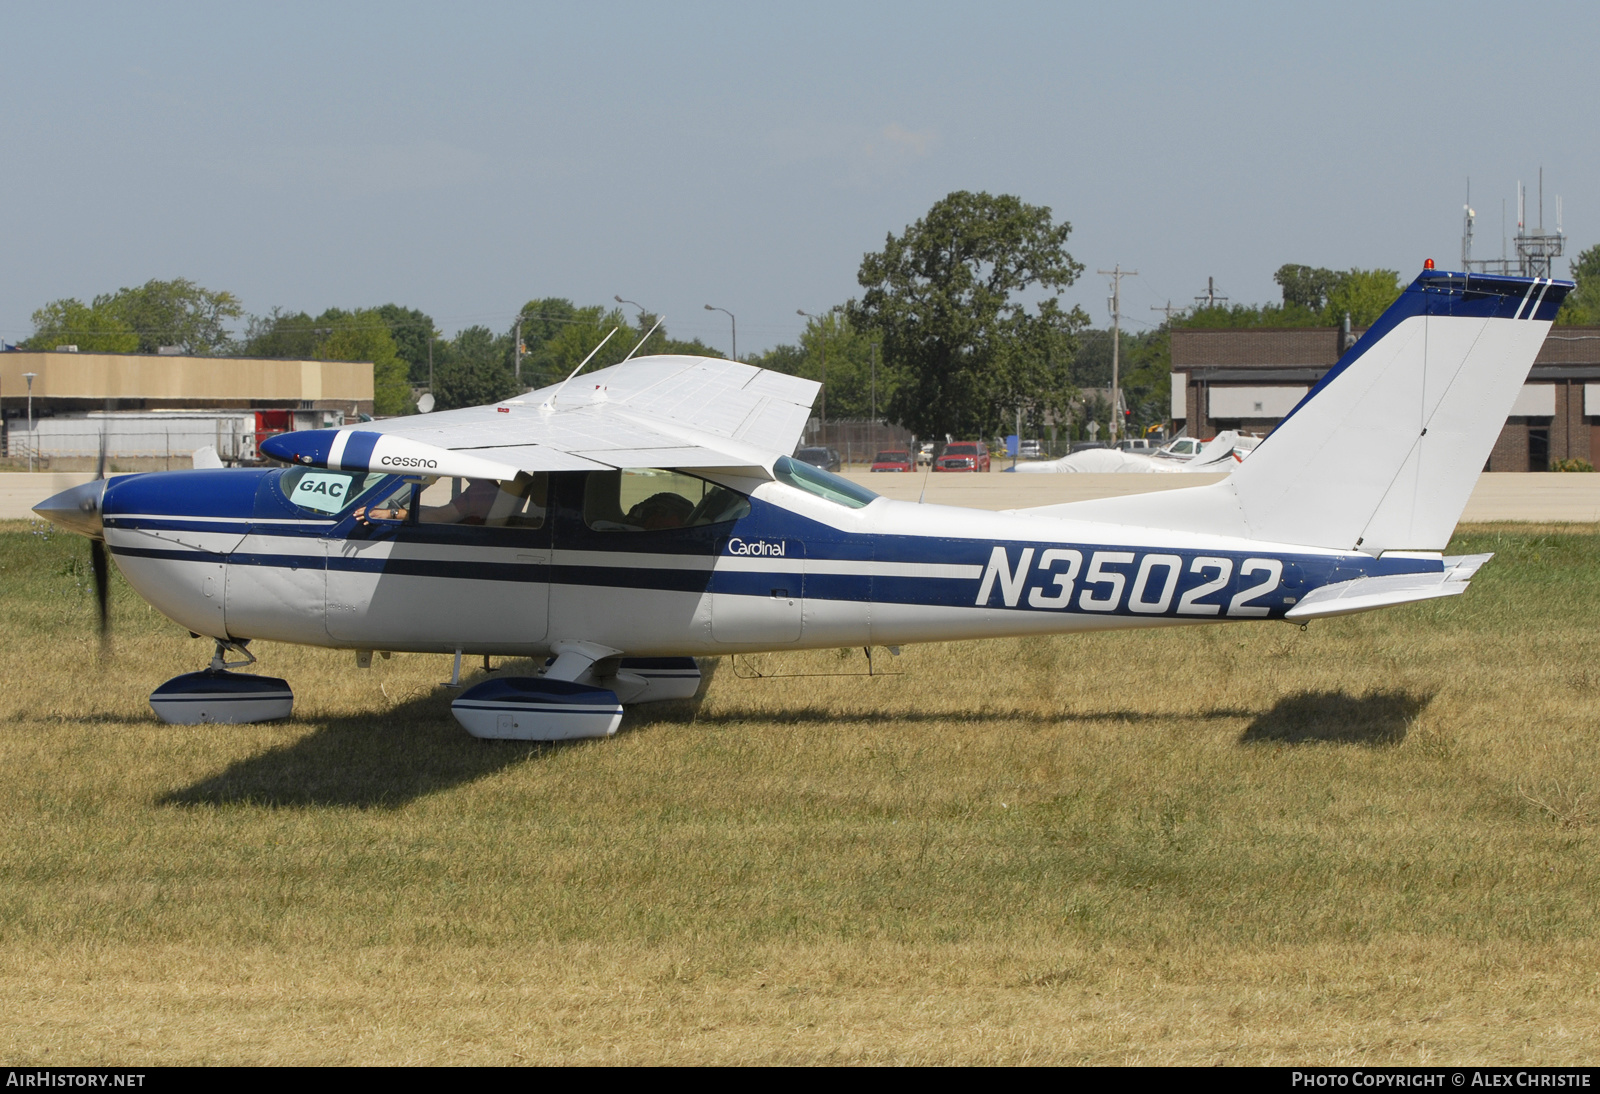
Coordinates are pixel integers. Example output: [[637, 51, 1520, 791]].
[[1, 420, 280, 468], [798, 419, 917, 466]]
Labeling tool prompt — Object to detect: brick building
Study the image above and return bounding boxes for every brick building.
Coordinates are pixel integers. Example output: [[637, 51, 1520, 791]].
[[1171, 327, 1600, 471]]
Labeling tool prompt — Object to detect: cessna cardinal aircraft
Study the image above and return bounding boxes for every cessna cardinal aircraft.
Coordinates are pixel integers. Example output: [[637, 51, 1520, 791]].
[[35, 267, 1571, 739]]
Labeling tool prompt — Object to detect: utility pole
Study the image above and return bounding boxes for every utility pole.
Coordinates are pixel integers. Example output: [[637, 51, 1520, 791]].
[[1150, 301, 1184, 323], [1097, 266, 1137, 444], [1194, 277, 1228, 308], [514, 314, 523, 386]]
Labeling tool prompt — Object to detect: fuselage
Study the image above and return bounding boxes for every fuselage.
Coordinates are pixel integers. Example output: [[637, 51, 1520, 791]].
[[95, 464, 1442, 658]]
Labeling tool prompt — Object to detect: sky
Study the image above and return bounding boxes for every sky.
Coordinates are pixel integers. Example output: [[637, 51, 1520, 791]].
[[2, 0, 1595, 355]]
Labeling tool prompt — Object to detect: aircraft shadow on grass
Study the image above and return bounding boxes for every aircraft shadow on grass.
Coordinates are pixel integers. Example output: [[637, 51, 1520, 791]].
[[157, 670, 1432, 808], [1239, 689, 1434, 747]]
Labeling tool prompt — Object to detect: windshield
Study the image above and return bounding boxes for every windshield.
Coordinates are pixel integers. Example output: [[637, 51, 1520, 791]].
[[945, 444, 977, 455], [875, 451, 909, 462], [773, 455, 879, 509], [279, 467, 392, 515]]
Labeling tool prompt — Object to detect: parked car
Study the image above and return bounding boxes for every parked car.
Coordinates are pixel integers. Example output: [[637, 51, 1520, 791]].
[[1018, 439, 1044, 459], [1070, 441, 1109, 454], [917, 442, 935, 466], [870, 449, 914, 472], [934, 441, 991, 472], [1118, 438, 1156, 453], [794, 445, 841, 472]]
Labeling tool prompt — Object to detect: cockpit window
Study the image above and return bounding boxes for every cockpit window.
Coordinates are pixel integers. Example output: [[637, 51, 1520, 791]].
[[280, 468, 388, 516], [584, 469, 751, 532], [772, 455, 879, 509], [415, 475, 547, 528]]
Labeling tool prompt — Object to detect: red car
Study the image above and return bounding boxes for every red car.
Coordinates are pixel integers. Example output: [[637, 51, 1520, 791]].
[[870, 449, 914, 472], [934, 441, 991, 472]]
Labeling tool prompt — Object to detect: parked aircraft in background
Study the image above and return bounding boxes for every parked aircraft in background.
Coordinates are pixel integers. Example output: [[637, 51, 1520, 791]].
[[1013, 430, 1259, 474], [36, 268, 1571, 740]]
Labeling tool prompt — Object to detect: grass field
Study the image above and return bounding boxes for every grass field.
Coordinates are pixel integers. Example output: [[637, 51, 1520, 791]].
[[0, 519, 1596, 1064]]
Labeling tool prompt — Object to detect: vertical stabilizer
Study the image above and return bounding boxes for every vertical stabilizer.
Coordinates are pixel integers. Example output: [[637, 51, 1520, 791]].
[[1032, 271, 1570, 552]]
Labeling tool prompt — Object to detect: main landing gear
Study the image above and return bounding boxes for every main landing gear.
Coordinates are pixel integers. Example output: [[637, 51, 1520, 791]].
[[148, 639, 294, 725], [450, 640, 701, 742]]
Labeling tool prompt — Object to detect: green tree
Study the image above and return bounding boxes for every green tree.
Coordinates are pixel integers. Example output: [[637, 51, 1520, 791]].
[[750, 312, 889, 421], [1557, 244, 1600, 325], [373, 304, 436, 384], [847, 191, 1087, 440], [434, 325, 517, 410], [240, 308, 324, 358], [24, 298, 139, 353], [1177, 266, 1402, 331], [1273, 264, 1343, 312], [1324, 268, 1403, 327], [315, 309, 412, 416], [99, 278, 243, 354]]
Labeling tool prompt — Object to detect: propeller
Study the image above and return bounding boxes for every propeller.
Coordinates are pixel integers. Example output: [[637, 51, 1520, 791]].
[[30, 399, 115, 656], [90, 402, 110, 654]]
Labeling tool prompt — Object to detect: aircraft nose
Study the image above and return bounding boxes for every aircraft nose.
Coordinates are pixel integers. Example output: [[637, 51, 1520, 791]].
[[33, 480, 108, 539]]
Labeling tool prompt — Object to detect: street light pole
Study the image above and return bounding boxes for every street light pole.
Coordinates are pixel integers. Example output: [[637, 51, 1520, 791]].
[[703, 304, 736, 362], [23, 372, 36, 473]]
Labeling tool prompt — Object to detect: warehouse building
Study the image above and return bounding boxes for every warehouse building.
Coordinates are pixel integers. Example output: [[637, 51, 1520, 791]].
[[0, 350, 374, 467], [1170, 326, 1600, 471]]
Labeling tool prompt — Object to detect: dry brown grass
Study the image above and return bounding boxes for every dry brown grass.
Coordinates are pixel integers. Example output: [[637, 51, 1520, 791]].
[[0, 520, 1597, 1064]]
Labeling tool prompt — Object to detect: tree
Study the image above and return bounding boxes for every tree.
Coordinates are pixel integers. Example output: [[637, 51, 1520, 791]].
[[1068, 326, 1172, 439], [847, 191, 1087, 440], [240, 308, 324, 359], [750, 313, 889, 421], [1324, 268, 1402, 327], [315, 309, 412, 416], [372, 304, 436, 384], [24, 298, 139, 353], [1273, 264, 1343, 313], [1557, 244, 1600, 325], [512, 303, 724, 390], [434, 325, 517, 410], [99, 278, 242, 354], [1178, 266, 1402, 330]]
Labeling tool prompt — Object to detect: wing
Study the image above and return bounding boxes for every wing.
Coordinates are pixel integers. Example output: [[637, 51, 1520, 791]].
[[261, 355, 821, 480]]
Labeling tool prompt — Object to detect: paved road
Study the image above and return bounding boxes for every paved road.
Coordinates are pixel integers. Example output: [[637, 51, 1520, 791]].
[[5, 470, 1599, 523]]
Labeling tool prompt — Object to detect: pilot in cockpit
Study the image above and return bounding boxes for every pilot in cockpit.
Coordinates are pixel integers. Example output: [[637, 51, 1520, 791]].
[[354, 476, 545, 528]]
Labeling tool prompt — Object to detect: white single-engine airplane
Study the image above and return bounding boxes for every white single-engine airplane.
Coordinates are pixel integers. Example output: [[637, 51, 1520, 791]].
[[35, 267, 1571, 739]]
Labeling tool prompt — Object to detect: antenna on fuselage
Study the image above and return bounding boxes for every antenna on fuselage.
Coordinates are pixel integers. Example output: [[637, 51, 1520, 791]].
[[622, 315, 665, 362], [541, 326, 620, 413]]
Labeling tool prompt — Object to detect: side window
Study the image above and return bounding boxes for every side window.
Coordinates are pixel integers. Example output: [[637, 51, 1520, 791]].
[[416, 475, 547, 528], [583, 469, 750, 532]]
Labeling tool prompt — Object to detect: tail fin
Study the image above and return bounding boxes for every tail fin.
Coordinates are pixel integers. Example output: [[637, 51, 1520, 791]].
[[1038, 270, 1571, 552]]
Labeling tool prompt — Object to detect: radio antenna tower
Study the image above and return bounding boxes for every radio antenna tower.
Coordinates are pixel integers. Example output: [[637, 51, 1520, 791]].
[[1461, 170, 1564, 277]]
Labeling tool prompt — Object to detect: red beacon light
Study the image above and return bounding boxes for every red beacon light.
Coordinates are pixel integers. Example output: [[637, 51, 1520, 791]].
[[1423, 258, 1435, 270]]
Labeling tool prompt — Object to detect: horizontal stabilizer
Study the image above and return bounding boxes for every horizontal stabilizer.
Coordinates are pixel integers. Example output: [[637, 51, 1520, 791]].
[[1285, 552, 1492, 620]]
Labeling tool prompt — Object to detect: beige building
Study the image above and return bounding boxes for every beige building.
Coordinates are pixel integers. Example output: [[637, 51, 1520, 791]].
[[1, 349, 375, 466], [1171, 327, 1600, 471]]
